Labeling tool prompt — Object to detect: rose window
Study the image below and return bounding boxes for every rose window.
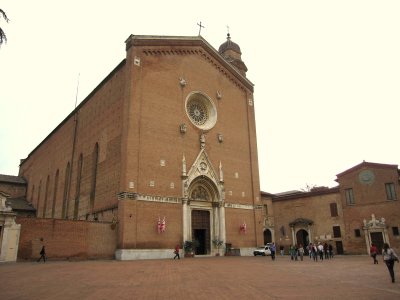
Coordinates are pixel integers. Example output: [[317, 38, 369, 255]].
[[185, 91, 217, 130], [188, 101, 208, 125]]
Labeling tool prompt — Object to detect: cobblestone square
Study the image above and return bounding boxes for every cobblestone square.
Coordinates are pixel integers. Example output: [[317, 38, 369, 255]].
[[1, 255, 399, 299]]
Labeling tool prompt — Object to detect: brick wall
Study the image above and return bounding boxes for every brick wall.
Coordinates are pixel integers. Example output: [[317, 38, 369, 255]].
[[0, 182, 26, 198], [17, 217, 117, 260]]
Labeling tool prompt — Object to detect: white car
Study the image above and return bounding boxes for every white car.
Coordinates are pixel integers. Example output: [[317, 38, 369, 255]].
[[253, 245, 272, 256]]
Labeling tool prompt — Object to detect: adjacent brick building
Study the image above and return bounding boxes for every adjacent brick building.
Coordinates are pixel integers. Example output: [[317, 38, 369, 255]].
[[261, 161, 400, 255]]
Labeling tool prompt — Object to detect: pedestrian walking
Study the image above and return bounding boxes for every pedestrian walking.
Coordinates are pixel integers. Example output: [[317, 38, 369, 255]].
[[270, 242, 276, 260], [173, 244, 180, 259], [312, 244, 318, 262], [308, 243, 313, 259], [328, 243, 334, 258], [318, 242, 324, 261], [298, 244, 304, 261], [289, 245, 295, 260], [280, 245, 284, 256], [37, 245, 46, 263], [370, 243, 378, 264], [382, 243, 399, 283], [324, 242, 329, 259]]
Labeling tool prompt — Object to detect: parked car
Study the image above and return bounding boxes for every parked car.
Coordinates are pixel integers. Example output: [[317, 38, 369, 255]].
[[253, 245, 272, 256]]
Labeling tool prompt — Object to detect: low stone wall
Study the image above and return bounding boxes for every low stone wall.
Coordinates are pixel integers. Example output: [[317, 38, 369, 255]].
[[16, 217, 117, 260], [115, 249, 177, 260]]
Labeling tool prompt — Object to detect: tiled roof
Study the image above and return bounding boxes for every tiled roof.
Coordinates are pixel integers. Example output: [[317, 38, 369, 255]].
[[5, 196, 36, 212], [0, 174, 26, 184], [336, 161, 398, 177]]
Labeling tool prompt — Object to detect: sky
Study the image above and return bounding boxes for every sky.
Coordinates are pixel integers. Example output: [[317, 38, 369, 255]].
[[1, 1, 399, 193]]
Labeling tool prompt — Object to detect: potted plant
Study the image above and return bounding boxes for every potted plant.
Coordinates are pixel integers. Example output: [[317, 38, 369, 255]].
[[184, 240, 195, 257], [212, 239, 224, 256]]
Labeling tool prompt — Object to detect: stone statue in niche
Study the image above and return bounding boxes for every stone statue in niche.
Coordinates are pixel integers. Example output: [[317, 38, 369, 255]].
[[200, 133, 206, 149], [180, 123, 187, 134], [179, 77, 187, 87]]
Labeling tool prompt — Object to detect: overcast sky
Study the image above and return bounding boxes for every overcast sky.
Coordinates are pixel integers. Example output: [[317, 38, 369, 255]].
[[1, 1, 399, 193]]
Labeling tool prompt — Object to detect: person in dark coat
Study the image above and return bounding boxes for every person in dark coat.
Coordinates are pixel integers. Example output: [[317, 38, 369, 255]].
[[37, 246, 46, 263], [173, 244, 180, 260]]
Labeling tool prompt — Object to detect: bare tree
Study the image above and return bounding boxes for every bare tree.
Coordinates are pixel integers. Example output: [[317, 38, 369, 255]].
[[0, 9, 9, 46], [301, 183, 317, 192]]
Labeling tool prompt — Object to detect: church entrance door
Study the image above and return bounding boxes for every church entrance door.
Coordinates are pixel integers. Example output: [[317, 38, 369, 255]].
[[263, 229, 272, 245], [192, 210, 210, 255], [296, 229, 309, 249]]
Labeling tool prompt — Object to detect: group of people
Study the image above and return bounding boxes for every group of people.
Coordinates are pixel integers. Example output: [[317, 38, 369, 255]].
[[283, 242, 333, 262]]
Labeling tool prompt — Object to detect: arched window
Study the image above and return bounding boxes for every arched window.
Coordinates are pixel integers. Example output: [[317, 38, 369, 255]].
[[52, 169, 59, 218], [90, 143, 99, 211], [74, 154, 83, 219], [62, 162, 71, 219], [43, 175, 50, 218], [37, 180, 42, 217], [30, 184, 35, 205]]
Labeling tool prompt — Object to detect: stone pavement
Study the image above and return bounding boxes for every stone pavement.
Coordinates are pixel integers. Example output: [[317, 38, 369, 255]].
[[1, 255, 399, 300]]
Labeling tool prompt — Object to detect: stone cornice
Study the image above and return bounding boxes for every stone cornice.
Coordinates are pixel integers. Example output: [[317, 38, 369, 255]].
[[117, 192, 263, 210]]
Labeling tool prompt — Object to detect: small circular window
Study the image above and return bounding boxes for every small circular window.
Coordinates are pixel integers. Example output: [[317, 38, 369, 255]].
[[185, 91, 217, 130]]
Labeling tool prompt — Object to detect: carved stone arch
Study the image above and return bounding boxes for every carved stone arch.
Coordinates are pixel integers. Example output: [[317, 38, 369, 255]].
[[188, 177, 219, 202], [184, 149, 223, 202], [289, 218, 314, 247]]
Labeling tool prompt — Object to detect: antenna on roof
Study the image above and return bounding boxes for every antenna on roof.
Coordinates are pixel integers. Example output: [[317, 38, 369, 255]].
[[74, 73, 80, 109]]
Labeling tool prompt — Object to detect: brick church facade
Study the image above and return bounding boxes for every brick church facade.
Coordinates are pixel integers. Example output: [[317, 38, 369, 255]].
[[13, 34, 263, 259]]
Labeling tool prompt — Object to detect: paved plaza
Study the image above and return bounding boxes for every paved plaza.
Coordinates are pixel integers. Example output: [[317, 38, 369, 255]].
[[1, 255, 399, 299]]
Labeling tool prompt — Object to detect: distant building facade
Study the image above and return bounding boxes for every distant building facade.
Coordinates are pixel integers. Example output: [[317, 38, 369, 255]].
[[261, 161, 400, 255]]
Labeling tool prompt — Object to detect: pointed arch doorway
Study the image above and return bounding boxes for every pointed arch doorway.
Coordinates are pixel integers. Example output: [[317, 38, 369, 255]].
[[192, 210, 210, 255], [183, 176, 226, 256]]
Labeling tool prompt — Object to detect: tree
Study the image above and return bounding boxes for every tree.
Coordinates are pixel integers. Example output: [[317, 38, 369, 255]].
[[301, 183, 317, 192], [0, 9, 9, 46]]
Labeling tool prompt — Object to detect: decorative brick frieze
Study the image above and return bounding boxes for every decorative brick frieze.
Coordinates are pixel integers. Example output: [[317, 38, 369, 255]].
[[141, 48, 247, 92], [117, 192, 180, 204]]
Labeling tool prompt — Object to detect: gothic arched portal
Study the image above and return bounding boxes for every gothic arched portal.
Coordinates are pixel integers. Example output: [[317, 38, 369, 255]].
[[184, 176, 225, 255]]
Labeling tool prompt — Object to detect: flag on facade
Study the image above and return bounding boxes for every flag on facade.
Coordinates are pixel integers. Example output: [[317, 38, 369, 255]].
[[240, 221, 247, 234], [157, 216, 166, 233]]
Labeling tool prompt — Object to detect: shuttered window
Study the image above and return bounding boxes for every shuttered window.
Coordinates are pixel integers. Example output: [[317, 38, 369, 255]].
[[330, 203, 338, 217]]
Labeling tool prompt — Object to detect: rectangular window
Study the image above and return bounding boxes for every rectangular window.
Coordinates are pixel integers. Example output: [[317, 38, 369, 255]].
[[345, 188, 355, 205], [330, 203, 338, 217], [385, 183, 397, 200], [354, 229, 361, 237], [392, 227, 399, 236], [333, 226, 341, 238]]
